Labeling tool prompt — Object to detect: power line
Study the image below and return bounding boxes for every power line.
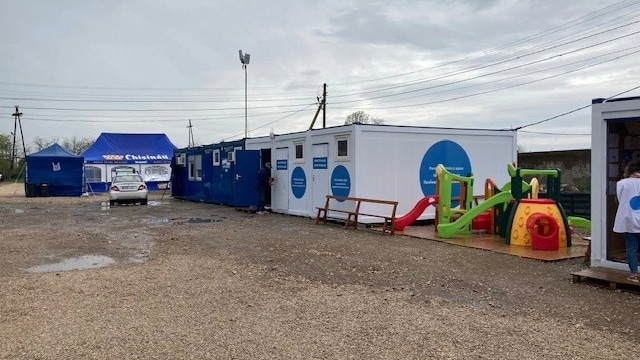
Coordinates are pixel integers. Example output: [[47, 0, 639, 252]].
[[331, 50, 639, 111], [514, 83, 640, 131]]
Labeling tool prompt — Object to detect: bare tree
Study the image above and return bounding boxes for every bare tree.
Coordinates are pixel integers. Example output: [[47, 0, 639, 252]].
[[31, 136, 58, 152], [30, 136, 95, 155], [62, 136, 95, 155], [345, 111, 384, 125]]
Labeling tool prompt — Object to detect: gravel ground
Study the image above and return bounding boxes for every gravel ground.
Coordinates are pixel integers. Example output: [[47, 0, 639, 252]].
[[0, 182, 638, 359]]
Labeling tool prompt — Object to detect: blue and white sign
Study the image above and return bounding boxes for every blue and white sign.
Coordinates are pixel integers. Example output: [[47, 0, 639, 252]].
[[276, 159, 288, 170], [330, 165, 351, 201], [291, 166, 306, 199], [419, 140, 471, 198], [313, 157, 328, 169]]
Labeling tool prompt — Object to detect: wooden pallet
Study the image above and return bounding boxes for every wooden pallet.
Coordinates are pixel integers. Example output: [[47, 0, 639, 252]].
[[572, 266, 640, 291]]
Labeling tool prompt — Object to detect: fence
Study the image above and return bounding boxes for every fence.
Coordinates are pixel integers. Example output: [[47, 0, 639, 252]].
[[540, 192, 591, 219]]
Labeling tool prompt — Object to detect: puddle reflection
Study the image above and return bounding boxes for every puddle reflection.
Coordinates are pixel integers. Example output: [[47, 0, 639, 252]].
[[26, 255, 115, 273], [187, 218, 220, 223], [144, 217, 171, 225]]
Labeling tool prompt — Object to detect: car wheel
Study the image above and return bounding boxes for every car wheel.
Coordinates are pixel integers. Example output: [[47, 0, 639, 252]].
[[141, 199, 148, 205], [109, 200, 116, 206]]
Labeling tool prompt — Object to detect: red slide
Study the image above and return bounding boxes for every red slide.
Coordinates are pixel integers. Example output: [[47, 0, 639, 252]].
[[394, 196, 438, 232]]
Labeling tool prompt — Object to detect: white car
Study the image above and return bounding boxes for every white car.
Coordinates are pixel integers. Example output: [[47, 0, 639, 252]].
[[109, 174, 148, 206]]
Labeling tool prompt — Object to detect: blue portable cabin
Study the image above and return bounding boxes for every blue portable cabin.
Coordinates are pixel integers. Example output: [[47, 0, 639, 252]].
[[172, 139, 265, 207], [25, 143, 85, 196], [82, 133, 177, 192]]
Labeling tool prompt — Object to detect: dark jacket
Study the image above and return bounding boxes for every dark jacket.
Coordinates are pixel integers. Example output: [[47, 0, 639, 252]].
[[257, 165, 271, 191]]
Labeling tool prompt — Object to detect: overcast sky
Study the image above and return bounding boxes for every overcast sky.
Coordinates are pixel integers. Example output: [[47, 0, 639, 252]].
[[1, 0, 639, 152]]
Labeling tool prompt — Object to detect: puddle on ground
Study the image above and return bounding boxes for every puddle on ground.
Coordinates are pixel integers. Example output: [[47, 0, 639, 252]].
[[187, 217, 220, 223], [26, 255, 116, 273], [143, 217, 171, 225], [14, 209, 25, 213], [148, 200, 170, 206], [141, 217, 224, 225]]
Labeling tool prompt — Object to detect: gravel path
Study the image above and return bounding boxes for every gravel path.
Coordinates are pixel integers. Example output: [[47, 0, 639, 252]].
[[0, 183, 638, 359]]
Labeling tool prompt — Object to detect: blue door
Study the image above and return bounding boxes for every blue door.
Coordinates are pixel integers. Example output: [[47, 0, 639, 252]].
[[232, 150, 260, 207]]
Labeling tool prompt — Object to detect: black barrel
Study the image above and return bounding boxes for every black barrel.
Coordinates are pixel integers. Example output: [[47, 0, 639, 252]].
[[40, 183, 50, 197], [25, 183, 37, 197]]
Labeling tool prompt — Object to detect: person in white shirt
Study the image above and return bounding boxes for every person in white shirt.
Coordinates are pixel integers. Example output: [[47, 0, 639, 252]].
[[613, 160, 640, 283]]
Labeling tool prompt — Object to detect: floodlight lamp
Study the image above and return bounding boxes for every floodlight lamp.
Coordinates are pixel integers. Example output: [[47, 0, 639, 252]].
[[244, 53, 250, 65], [239, 50, 244, 63]]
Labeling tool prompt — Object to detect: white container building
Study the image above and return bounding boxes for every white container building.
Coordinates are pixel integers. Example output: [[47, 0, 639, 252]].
[[591, 96, 640, 270], [246, 124, 517, 221]]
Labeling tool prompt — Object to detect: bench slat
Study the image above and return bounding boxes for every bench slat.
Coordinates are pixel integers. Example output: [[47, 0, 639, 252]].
[[315, 195, 397, 235]]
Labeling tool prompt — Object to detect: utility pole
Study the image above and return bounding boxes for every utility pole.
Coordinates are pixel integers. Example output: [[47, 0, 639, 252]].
[[10, 106, 27, 180], [322, 83, 327, 128], [308, 83, 327, 130], [187, 119, 194, 148]]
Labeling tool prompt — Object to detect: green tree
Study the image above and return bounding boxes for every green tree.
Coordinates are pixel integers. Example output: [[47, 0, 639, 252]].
[[0, 133, 11, 178], [345, 111, 384, 125], [0, 133, 29, 181]]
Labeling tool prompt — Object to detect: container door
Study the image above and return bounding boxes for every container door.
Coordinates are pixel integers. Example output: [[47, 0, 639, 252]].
[[273, 147, 289, 213], [219, 149, 234, 204], [232, 150, 260, 207], [312, 143, 330, 212]]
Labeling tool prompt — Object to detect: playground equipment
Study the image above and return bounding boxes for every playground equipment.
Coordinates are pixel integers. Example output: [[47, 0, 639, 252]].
[[393, 196, 438, 232], [435, 164, 514, 238], [435, 163, 590, 251], [504, 163, 572, 248]]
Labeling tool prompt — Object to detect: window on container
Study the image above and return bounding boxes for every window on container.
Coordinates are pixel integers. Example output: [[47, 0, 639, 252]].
[[84, 166, 101, 183], [337, 137, 349, 159], [188, 156, 196, 180], [195, 155, 203, 180], [213, 149, 220, 166], [294, 142, 304, 162]]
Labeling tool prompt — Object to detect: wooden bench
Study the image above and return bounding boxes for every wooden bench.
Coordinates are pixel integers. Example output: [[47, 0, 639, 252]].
[[316, 195, 398, 235]]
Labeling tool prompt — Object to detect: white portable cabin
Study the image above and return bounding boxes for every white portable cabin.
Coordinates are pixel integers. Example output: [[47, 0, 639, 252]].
[[246, 124, 517, 221], [591, 96, 640, 270]]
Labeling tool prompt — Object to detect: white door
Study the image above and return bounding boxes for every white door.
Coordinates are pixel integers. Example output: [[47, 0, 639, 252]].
[[272, 147, 289, 213], [312, 143, 330, 212]]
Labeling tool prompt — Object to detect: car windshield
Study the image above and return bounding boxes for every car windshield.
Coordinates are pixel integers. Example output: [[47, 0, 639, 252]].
[[114, 175, 143, 183]]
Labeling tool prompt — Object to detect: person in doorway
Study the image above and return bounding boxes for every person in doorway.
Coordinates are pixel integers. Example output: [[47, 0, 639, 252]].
[[256, 162, 274, 214], [613, 160, 640, 283]]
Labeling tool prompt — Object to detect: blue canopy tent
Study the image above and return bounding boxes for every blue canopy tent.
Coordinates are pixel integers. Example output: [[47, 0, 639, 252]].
[[82, 133, 177, 191], [25, 143, 84, 196]]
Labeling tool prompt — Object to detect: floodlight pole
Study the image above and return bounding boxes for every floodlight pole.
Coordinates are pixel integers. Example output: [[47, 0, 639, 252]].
[[239, 49, 250, 139], [243, 62, 247, 139]]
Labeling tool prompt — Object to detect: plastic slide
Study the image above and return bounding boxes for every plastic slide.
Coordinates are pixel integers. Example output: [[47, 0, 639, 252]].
[[393, 196, 438, 232], [567, 216, 591, 230], [437, 191, 514, 239]]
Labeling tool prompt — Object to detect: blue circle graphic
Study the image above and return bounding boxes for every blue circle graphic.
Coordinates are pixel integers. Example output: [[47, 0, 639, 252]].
[[419, 140, 472, 200], [291, 166, 306, 199], [331, 165, 351, 201], [630, 196, 640, 210]]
